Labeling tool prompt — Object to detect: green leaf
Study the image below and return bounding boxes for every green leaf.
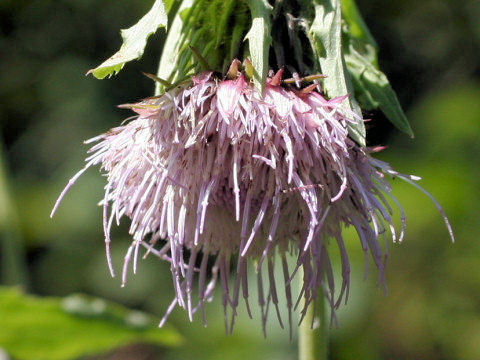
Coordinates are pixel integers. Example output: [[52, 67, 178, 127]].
[[309, 0, 366, 146], [88, 0, 168, 79], [213, 0, 236, 48], [155, 0, 248, 93], [229, 11, 248, 65], [340, 0, 377, 50], [342, 0, 413, 137], [156, 0, 195, 95], [245, 0, 273, 95], [345, 46, 414, 137], [164, 0, 178, 13], [0, 287, 181, 360]]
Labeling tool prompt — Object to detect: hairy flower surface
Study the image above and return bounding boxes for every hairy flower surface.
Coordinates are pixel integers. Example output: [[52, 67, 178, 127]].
[[52, 68, 454, 335]]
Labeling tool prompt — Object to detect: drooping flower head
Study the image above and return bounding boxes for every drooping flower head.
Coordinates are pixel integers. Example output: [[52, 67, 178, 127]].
[[51, 62, 454, 335]]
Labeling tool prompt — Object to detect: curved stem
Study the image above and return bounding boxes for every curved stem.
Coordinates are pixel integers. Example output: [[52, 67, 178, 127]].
[[299, 293, 328, 360]]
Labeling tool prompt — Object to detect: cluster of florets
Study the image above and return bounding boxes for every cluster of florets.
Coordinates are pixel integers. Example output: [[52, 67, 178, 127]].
[[52, 63, 453, 336]]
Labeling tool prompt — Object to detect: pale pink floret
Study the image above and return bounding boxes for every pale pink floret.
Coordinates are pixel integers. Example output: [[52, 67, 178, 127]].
[[216, 74, 248, 123], [52, 69, 454, 336]]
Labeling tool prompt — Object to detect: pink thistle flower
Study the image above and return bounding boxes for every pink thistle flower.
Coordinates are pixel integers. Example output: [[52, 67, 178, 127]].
[[51, 66, 454, 336]]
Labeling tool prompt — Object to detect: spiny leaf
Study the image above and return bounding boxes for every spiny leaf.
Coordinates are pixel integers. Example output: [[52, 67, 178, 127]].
[[88, 0, 168, 79], [309, 0, 366, 146], [245, 0, 273, 95]]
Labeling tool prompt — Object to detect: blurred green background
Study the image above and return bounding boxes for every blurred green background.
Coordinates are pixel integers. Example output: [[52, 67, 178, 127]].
[[1, 0, 479, 359]]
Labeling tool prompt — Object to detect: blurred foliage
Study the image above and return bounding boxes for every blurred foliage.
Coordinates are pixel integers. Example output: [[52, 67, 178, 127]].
[[0, 287, 181, 360], [0, 0, 479, 359]]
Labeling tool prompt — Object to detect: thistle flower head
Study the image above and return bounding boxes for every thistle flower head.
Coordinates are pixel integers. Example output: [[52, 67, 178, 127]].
[[52, 63, 454, 335]]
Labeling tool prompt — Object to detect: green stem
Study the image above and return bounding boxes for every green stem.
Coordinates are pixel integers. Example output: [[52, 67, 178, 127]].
[[299, 293, 328, 360], [0, 135, 29, 288]]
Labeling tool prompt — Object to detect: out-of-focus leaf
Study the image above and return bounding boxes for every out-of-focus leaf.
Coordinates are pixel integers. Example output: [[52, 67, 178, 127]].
[[0, 287, 181, 360], [342, 0, 414, 137], [88, 0, 168, 79], [309, 0, 366, 146], [245, 0, 273, 94]]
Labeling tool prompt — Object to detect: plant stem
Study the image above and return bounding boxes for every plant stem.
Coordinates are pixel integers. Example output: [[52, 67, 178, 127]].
[[0, 136, 29, 288], [299, 293, 328, 360]]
